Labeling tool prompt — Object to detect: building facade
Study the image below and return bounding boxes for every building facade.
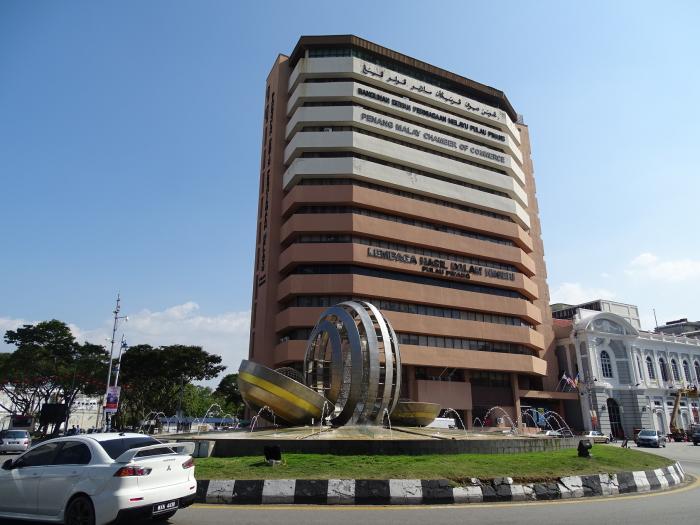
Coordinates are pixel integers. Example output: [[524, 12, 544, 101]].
[[655, 318, 700, 339], [554, 308, 700, 438], [248, 35, 573, 426]]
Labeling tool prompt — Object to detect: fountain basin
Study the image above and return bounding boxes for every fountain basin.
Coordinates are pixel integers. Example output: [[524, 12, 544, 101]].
[[238, 360, 331, 426], [167, 426, 580, 457], [390, 401, 441, 427]]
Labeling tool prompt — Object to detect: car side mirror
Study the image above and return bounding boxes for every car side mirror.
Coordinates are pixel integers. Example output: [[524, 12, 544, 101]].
[[2, 459, 13, 470]]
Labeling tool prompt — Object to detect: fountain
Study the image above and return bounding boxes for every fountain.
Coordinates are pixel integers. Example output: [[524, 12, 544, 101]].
[[250, 406, 277, 432], [482, 406, 517, 432], [138, 411, 166, 434], [441, 408, 467, 434], [382, 408, 393, 437], [473, 417, 484, 429], [543, 411, 574, 436], [162, 302, 579, 457], [520, 411, 540, 430]]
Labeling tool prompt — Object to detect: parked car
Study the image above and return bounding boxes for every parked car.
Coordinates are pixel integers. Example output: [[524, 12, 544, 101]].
[[583, 430, 610, 443], [0, 432, 196, 525], [635, 429, 667, 448], [692, 427, 700, 446], [0, 430, 31, 454], [544, 430, 562, 437]]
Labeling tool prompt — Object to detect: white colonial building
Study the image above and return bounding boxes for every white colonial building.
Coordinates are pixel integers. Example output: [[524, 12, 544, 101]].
[[554, 307, 700, 438]]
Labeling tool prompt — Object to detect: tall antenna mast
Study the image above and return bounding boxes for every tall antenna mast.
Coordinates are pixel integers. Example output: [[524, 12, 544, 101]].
[[99, 293, 127, 431], [653, 308, 659, 331]]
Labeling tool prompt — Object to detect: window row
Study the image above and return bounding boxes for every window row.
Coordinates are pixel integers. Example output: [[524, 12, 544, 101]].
[[294, 234, 518, 272], [279, 326, 534, 357], [296, 177, 513, 222], [300, 101, 505, 154], [298, 79, 507, 151], [285, 295, 533, 328], [397, 332, 534, 356], [290, 265, 528, 300], [305, 48, 510, 119], [292, 205, 515, 247], [297, 151, 511, 201], [470, 371, 512, 388], [299, 125, 508, 177]]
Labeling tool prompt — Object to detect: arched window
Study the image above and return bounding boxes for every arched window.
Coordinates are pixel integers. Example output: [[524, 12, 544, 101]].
[[671, 360, 680, 381], [694, 361, 700, 383], [646, 356, 656, 379], [601, 350, 613, 378], [659, 358, 669, 381], [683, 361, 692, 382]]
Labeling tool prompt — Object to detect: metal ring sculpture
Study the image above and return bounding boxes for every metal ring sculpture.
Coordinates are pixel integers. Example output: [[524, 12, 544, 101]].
[[304, 301, 401, 426]]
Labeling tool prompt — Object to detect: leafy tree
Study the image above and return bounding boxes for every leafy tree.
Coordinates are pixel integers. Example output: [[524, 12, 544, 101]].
[[0, 320, 109, 431], [215, 373, 242, 408], [181, 384, 237, 419], [115, 344, 225, 427]]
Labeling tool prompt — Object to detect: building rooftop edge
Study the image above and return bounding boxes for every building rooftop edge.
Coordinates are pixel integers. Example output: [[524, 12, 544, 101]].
[[288, 34, 518, 123]]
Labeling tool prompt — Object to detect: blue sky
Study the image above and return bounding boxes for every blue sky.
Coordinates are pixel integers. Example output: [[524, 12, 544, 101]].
[[2, 1, 699, 376]]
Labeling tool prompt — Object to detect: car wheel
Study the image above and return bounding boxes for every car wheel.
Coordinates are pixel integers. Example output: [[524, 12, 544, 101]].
[[605, 438, 609, 443], [153, 511, 177, 521], [65, 495, 95, 525]]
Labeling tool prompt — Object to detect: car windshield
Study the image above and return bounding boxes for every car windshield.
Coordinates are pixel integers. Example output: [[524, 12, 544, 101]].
[[97, 437, 173, 459], [1, 431, 27, 438], [639, 430, 656, 437]]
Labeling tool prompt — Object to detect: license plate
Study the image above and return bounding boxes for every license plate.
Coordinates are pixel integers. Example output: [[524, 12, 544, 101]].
[[10, 442, 18, 445], [152, 500, 178, 515]]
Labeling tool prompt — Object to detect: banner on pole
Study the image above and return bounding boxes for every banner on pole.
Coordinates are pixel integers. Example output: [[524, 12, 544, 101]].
[[104, 386, 121, 413]]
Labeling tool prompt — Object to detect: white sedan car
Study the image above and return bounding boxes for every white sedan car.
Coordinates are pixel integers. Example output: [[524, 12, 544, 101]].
[[0, 433, 196, 525]]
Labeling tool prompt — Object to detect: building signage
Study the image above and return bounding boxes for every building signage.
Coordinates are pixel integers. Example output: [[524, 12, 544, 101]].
[[366, 247, 515, 282], [356, 87, 507, 143], [359, 111, 507, 165], [358, 63, 507, 123]]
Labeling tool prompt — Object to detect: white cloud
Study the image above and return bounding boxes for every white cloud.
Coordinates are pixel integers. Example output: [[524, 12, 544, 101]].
[[625, 252, 700, 282], [0, 317, 35, 352], [550, 282, 616, 305], [1, 304, 251, 384]]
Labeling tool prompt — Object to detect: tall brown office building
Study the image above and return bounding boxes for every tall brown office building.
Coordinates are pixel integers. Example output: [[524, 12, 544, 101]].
[[250, 35, 574, 426]]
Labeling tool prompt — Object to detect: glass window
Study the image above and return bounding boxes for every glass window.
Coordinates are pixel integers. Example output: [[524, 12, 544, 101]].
[[646, 356, 656, 379], [0, 430, 28, 439], [660, 358, 669, 381], [54, 441, 92, 465], [671, 360, 680, 381], [601, 351, 613, 378], [16, 443, 61, 468], [97, 437, 168, 460], [683, 361, 692, 382], [695, 361, 700, 382]]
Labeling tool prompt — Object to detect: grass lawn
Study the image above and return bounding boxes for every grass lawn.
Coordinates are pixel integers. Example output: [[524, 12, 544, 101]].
[[194, 446, 673, 483]]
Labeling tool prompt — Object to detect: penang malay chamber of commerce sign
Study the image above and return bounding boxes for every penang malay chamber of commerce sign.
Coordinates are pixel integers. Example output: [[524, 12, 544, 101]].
[[356, 86, 507, 144], [366, 247, 515, 282]]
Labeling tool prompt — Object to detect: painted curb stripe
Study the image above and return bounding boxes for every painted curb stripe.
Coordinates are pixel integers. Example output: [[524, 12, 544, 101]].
[[194, 461, 685, 505]]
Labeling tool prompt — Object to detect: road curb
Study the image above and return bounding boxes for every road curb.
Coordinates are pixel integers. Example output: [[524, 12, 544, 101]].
[[194, 461, 685, 505]]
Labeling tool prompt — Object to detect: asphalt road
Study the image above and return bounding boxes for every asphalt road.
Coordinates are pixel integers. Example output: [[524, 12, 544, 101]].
[[174, 442, 700, 525]]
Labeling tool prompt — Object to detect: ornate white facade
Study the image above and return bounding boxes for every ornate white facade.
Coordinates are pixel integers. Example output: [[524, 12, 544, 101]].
[[556, 309, 700, 437]]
